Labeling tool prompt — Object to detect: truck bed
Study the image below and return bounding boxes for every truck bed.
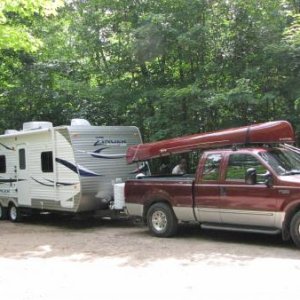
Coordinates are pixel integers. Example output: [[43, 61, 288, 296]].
[[124, 174, 195, 221]]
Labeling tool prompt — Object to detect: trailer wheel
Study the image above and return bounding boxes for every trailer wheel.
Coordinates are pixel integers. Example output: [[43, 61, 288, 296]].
[[0, 204, 8, 220], [147, 202, 178, 237], [8, 204, 22, 222], [290, 211, 300, 247]]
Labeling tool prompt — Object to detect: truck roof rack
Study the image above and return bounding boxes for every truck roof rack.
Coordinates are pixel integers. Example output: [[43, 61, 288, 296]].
[[126, 121, 295, 163]]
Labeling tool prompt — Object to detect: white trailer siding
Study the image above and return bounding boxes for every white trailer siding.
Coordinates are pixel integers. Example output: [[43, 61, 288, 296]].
[[69, 125, 143, 211], [30, 129, 80, 212], [0, 122, 144, 215], [0, 136, 17, 205]]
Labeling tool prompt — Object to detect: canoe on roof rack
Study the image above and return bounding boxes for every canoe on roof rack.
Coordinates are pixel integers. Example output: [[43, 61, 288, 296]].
[[126, 120, 295, 163]]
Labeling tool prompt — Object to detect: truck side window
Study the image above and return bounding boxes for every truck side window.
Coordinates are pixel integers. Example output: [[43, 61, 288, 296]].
[[226, 154, 267, 183], [202, 154, 222, 181]]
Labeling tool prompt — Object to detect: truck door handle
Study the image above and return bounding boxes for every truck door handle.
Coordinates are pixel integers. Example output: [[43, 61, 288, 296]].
[[220, 187, 226, 196]]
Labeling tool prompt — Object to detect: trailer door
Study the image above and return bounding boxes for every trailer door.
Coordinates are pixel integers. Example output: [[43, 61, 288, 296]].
[[17, 145, 31, 206]]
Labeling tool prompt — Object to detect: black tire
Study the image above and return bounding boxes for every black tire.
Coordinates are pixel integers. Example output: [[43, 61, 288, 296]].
[[147, 202, 178, 237], [290, 211, 300, 247], [0, 203, 8, 220], [8, 203, 22, 222]]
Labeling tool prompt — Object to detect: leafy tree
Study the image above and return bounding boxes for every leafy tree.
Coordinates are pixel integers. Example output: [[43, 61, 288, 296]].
[[2, 0, 300, 143]]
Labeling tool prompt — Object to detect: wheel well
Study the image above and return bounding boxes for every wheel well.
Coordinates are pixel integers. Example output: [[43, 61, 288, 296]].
[[143, 199, 172, 223], [283, 204, 300, 240], [0, 199, 12, 208], [8, 200, 17, 208]]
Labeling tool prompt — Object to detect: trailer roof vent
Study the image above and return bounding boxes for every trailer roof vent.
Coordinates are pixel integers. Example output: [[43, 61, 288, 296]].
[[4, 129, 18, 135], [71, 119, 91, 126], [23, 121, 53, 131]]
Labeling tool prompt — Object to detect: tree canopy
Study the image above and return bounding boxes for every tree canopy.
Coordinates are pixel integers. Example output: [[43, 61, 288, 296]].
[[1, 0, 300, 141]]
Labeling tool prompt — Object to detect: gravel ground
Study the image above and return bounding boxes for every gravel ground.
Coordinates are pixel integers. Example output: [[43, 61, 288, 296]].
[[1, 214, 300, 300]]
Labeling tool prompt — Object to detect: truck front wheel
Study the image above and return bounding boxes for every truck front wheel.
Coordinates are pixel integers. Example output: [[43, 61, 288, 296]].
[[147, 203, 178, 237], [290, 211, 300, 247]]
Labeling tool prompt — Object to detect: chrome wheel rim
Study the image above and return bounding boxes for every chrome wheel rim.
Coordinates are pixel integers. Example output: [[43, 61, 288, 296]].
[[10, 206, 17, 220], [152, 210, 167, 232]]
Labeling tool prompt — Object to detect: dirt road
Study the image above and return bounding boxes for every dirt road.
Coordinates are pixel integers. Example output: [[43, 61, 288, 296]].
[[1, 215, 300, 300]]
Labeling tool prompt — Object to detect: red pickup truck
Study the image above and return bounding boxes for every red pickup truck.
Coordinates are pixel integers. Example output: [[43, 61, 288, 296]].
[[124, 121, 300, 247]]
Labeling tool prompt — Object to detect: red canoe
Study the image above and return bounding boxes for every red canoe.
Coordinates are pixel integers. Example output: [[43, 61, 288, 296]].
[[126, 121, 295, 163]]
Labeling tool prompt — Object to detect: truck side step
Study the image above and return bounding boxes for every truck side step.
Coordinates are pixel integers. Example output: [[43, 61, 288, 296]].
[[200, 223, 281, 235]]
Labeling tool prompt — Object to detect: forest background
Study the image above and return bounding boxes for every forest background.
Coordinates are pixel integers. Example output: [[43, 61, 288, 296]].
[[1, 0, 300, 143]]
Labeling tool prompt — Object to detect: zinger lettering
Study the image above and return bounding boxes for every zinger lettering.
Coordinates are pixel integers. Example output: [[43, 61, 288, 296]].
[[94, 136, 127, 147]]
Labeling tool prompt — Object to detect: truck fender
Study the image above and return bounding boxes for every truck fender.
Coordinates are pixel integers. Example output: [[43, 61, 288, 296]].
[[142, 189, 173, 222]]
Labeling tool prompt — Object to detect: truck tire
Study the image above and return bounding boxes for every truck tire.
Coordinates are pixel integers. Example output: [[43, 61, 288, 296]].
[[8, 204, 22, 222], [0, 204, 8, 220], [290, 211, 300, 247], [147, 202, 178, 237]]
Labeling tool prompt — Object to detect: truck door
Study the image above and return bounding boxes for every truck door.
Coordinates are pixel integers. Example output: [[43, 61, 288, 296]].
[[16, 145, 31, 206], [220, 153, 277, 227], [194, 153, 223, 223]]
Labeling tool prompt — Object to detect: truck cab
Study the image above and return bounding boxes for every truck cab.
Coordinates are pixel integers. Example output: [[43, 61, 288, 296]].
[[194, 147, 300, 230]]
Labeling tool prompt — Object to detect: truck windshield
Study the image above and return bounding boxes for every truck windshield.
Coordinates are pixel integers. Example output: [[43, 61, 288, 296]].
[[259, 149, 300, 175]]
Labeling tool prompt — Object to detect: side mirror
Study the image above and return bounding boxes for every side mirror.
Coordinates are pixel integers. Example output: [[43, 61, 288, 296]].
[[245, 168, 257, 185], [265, 173, 273, 188]]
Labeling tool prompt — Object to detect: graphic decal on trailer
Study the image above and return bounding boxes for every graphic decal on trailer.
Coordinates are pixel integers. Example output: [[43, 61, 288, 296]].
[[31, 177, 78, 187], [130, 163, 149, 174], [55, 158, 103, 177], [0, 178, 26, 184], [78, 147, 126, 159], [0, 143, 15, 151]]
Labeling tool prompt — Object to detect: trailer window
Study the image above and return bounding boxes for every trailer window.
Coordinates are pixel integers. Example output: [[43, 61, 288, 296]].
[[19, 149, 26, 170], [41, 151, 53, 173], [0, 155, 6, 173]]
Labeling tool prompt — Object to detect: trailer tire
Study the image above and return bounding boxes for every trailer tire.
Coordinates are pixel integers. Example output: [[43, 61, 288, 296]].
[[0, 204, 8, 220], [8, 204, 22, 222], [147, 202, 178, 237], [290, 211, 300, 247]]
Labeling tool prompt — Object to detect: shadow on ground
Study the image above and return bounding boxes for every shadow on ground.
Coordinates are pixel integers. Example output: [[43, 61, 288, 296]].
[[17, 214, 297, 249], [1, 213, 299, 265]]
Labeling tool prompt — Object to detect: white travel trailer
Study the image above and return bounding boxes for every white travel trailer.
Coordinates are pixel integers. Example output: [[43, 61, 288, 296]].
[[0, 119, 146, 221]]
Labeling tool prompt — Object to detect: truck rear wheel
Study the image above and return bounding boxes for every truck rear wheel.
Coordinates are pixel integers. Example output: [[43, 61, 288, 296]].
[[0, 204, 8, 220], [290, 211, 300, 247], [147, 202, 178, 237], [8, 204, 22, 222]]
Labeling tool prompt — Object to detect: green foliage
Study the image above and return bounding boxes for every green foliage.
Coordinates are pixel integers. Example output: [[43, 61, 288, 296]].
[[0, 0, 63, 52], [1, 0, 300, 143]]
